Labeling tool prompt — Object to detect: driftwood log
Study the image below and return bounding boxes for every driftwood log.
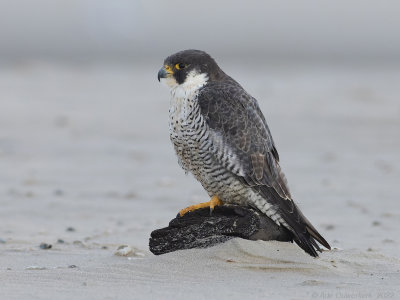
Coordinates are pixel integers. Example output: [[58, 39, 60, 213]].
[[149, 205, 293, 255]]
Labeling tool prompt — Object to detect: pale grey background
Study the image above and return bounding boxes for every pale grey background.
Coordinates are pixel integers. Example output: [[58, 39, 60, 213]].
[[1, 0, 400, 62]]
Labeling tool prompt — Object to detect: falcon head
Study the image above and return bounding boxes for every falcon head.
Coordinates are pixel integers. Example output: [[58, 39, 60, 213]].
[[158, 50, 225, 94]]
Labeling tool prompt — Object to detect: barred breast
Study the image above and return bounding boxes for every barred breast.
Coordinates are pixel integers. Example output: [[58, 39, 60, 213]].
[[168, 92, 282, 224]]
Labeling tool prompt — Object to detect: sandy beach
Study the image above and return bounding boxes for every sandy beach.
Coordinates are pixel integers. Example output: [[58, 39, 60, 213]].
[[0, 60, 399, 299]]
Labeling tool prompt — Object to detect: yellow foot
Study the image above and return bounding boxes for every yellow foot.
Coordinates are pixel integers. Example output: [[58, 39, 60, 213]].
[[179, 195, 223, 217]]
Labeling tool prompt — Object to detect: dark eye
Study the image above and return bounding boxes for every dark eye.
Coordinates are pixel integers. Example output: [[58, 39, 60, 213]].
[[175, 63, 186, 70]]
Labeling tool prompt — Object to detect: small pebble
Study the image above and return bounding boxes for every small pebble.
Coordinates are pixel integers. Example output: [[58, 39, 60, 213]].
[[68, 265, 77, 268], [325, 224, 335, 230], [372, 221, 381, 226], [382, 239, 394, 243], [124, 192, 136, 199], [54, 189, 64, 196], [73, 240, 86, 248], [114, 245, 144, 257], [57, 239, 65, 244], [25, 191, 34, 197], [66, 227, 76, 232], [26, 266, 46, 270], [39, 243, 52, 250], [0, 238, 6, 244]]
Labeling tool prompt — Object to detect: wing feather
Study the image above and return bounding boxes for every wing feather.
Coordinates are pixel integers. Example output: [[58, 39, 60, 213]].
[[198, 80, 330, 256]]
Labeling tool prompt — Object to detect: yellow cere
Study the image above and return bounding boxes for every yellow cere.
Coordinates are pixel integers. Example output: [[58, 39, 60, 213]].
[[164, 65, 173, 74]]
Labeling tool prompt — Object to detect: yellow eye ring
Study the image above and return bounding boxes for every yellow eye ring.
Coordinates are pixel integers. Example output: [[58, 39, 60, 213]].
[[175, 63, 186, 70]]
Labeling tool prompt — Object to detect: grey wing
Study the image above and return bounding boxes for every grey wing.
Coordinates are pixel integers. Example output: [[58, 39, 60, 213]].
[[198, 82, 330, 256], [198, 83, 291, 200]]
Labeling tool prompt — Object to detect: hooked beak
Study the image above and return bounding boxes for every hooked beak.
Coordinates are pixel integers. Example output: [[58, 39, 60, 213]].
[[157, 66, 168, 82]]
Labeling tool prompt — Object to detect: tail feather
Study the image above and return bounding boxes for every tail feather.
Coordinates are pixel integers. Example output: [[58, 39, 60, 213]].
[[288, 206, 331, 257], [299, 209, 331, 250], [294, 234, 319, 257], [255, 185, 331, 257], [306, 226, 331, 250]]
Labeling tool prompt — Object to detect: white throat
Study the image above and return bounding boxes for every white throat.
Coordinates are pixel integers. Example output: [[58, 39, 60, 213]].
[[161, 70, 208, 99], [166, 70, 208, 128]]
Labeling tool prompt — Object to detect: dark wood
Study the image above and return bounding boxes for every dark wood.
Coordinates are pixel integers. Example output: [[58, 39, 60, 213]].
[[149, 205, 293, 255]]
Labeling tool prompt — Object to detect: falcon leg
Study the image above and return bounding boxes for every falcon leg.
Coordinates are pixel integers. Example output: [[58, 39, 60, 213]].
[[179, 195, 223, 217]]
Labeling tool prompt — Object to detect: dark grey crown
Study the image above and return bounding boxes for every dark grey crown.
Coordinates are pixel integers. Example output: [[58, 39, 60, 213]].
[[164, 49, 226, 84]]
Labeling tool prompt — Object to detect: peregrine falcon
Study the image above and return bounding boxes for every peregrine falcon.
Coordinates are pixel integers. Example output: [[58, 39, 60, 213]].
[[157, 49, 330, 257]]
